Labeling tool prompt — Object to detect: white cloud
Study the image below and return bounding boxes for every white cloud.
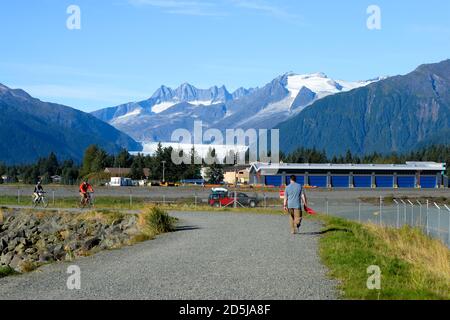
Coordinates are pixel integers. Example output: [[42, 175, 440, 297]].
[[128, 0, 300, 20], [128, 0, 224, 16], [230, 0, 301, 21]]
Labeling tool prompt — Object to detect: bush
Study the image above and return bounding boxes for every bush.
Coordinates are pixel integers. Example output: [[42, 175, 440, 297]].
[[138, 206, 175, 238], [0, 266, 16, 278]]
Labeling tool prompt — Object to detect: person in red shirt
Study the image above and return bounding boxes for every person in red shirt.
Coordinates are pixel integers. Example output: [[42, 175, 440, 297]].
[[79, 180, 94, 205]]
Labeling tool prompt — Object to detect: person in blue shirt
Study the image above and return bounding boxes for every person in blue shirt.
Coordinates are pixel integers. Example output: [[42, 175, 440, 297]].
[[283, 175, 307, 234]]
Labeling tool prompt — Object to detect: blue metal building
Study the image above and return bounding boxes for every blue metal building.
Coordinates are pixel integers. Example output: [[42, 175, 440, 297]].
[[249, 162, 447, 189]]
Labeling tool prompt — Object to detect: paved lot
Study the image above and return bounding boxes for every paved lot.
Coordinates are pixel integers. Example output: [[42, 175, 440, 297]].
[[0, 211, 338, 300]]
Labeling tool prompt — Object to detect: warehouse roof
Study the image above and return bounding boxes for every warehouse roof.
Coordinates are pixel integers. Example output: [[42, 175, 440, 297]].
[[249, 161, 446, 173]]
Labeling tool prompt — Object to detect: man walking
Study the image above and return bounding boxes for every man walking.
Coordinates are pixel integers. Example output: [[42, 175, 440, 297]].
[[283, 175, 307, 234]]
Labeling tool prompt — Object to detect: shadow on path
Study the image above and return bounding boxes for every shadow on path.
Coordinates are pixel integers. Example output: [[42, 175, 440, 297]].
[[174, 225, 200, 232], [299, 227, 350, 236]]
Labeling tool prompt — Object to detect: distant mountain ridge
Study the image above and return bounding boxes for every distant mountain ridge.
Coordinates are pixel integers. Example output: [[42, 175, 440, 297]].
[[277, 59, 450, 156], [0, 84, 141, 164], [92, 73, 378, 143]]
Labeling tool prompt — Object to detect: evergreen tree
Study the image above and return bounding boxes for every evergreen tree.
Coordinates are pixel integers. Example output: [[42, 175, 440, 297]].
[[115, 148, 133, 168], [80, 145, 100, 176], [129, 154, 145, 180], [91, 149, 108, 172], [204, 148, 224, 184]]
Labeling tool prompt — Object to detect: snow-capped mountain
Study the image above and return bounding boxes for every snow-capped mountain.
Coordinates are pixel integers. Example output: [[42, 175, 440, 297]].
[[92, 73, 383, 143]]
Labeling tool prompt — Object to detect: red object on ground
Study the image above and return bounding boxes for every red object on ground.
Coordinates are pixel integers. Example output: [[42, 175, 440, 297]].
[[304, 205, 317, 215]]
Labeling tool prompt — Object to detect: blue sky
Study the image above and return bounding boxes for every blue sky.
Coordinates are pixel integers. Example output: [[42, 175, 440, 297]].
[[1, 0, 449, 111]]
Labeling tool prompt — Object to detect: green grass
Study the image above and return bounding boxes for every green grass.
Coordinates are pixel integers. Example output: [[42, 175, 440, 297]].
[[317, 214, 450, 300], [0, 195, 147, 210], [0, 195, 286, 214], [137, 206, 176, 239], [0, 266, 16, 278]]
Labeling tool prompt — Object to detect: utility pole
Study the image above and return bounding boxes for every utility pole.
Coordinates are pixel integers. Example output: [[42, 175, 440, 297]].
[[161, 160, 166, 183]]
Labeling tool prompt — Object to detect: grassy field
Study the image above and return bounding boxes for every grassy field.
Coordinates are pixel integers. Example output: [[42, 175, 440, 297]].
[[317, 214, 450, 300], [0, 195, 149, 210], [0, 194, 284, 213]]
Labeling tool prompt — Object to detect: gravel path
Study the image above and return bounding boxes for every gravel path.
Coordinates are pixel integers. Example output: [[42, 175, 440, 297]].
[[0, 211, 338, 300]]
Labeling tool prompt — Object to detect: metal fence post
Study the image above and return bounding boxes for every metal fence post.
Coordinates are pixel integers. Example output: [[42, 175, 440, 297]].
[[434, 203, 441, 239], [393, 199, 400, 228], [17, 188, 20, 204], [52, 190, 55, 206], [163, 195, 166, 206], [358, 201, 361, 223], [426, 200, 430, 236], [416, 200, 422, 227], [326, 199, 329, 215], [445, 205, 450, 245], [379, 196, 383, 225], [401, 200, 407, 225], [407, 200, 414, 226]]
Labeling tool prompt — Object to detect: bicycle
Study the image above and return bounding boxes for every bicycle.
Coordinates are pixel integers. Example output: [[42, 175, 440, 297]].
[[79, 192, 94, 209], [32, 192, 48, 208]]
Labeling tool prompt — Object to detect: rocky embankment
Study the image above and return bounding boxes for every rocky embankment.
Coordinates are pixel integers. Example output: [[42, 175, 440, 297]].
[[0, 209, 141, 273]]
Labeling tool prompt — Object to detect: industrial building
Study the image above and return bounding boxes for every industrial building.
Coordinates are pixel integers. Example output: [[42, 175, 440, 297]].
[[249, 162, 447, 189]]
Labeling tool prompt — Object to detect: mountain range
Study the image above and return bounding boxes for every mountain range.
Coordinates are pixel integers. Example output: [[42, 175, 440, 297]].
[[1, 59, 449, 164], [92, 73, 381, 143], [0, 84, 141, 164], [277, 59, 450, 156]]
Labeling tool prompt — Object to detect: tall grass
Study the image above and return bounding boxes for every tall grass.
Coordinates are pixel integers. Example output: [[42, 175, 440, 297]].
[[138, 206, 175, 239], [0, 266, 16, 278], [318, 215, 450, 300]]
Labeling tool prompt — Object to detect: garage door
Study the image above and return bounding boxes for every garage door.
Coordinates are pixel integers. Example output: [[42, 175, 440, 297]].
[[309, 176, 327, 188], [265, 175, 283, 187], [397, 176, 415, 188], [354, 176, 372, 188], [375, 176, 394, 188], [420, 176, 437, 189], [331, 176, 349, 188], [286, 175, 305, 186]]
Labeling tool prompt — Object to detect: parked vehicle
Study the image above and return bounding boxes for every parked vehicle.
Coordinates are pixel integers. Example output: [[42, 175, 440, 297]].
[[208, 189, 258, 208]]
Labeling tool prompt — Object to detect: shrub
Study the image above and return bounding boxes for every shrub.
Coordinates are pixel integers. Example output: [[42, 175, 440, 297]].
[[0, 266, 16, 278], [138, 206, 174, 238]]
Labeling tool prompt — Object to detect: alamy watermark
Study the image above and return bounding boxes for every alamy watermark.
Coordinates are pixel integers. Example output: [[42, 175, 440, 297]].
[[170, 121, 279, 165], [66, 5, 81, 30], [367, 5, 381, 30], [366, 265, 381, 290], [67, 265, 81, 290]]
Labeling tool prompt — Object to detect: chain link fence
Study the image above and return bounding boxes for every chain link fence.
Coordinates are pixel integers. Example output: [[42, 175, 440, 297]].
[[309, 197, 450, 247]]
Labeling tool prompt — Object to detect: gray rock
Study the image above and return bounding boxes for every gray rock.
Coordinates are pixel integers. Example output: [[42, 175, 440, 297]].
[[38, 251, 53, 263], [82, 237, 101, 251], [64, 240, 82, 252], [9, 255, 23, 271], [14, 243, 25, 255], [25, 247, 37, 254], [0, 252, 13, 265], [53, 244, 65, 260], [7, 238, 19, 251]]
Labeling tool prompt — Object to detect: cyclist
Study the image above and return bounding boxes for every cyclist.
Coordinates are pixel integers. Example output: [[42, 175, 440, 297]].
[[79, 180, 94, 206], [33, 180, 44, 203]]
